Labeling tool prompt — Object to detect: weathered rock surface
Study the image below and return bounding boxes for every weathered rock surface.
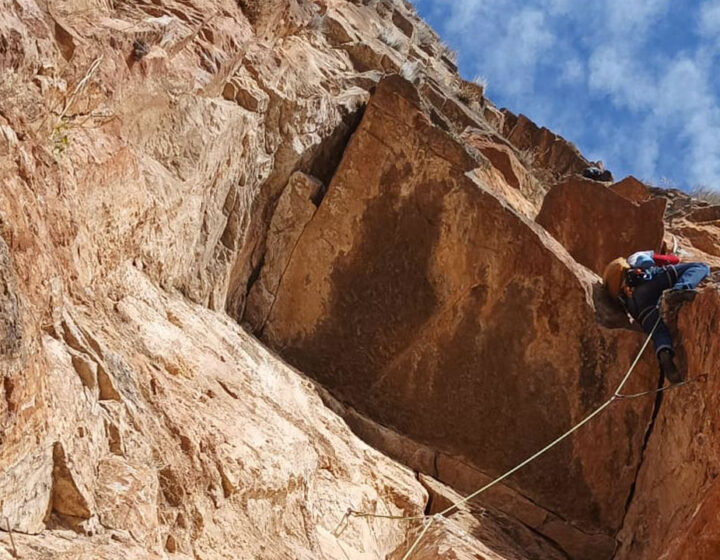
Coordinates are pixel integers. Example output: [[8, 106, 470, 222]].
[[0, 0, 519, 558], [610, 176, 651, 203], [419, 475, 568, 560], [2, 0, 720, 558], [615, 284, 720, 560], [502, 110, 590, 182], [462, 129, 541, 217], [662, 188, 720, 270], [1, 265, 429, 558], [258, 75, 660, 558], [536, 177, 667, 275]]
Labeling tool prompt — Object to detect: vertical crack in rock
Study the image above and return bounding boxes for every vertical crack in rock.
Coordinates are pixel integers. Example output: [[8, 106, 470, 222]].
[[0, 237, 22, 360], [305, 105, 366, 194], [239, 106, 365, 319], [255, 209, 319, 336], [615, 371, 665, 556], [242, 251, 265, 306], [418, 473, 573, 560]]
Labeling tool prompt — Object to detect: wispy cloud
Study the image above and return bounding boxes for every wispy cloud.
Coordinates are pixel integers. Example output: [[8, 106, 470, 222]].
[[413, 0, 720, 190], [699, 0, 720, 38]]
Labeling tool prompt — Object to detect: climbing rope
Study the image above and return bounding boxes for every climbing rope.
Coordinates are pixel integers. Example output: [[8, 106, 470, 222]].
[[615, 374, 707, 399], [340, 317, 674, 558]]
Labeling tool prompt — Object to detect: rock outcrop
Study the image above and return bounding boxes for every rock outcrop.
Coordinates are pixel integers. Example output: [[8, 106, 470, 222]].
[[536, 177, 667, 275], [1, 261, 431, 558], [610, 176, 651, 203], [1, 0, 719, 559], [256, 75, 659, 558], [0, 0, 489, 557], [615, 286, 720, 560], [502, 110, 591, 182]]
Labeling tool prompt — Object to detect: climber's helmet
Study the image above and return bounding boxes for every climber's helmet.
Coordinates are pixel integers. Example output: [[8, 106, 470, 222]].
[[603, 257, 630, 299]]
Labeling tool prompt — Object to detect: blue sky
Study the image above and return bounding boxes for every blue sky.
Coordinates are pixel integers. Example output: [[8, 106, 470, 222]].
[[412, 0, 720, 191]]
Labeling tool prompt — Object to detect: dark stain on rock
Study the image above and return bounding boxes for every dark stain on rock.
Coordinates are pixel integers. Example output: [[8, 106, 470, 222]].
[[283, 164, 442, 396], [578, 333, 605, 409]]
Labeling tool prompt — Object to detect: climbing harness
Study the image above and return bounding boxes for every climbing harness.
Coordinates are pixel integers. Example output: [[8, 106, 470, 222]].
[[335, 317, 700, 558]]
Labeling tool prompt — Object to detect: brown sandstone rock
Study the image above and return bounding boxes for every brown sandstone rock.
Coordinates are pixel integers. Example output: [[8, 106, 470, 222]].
[[615, 286, 720, 560], [610, 176, 651, 203], [502, 110, 590, 180], [3, 0, 719, 558], [0, 0, 505, 557], [536, 177, 667, 275], [260, 75, 658, 558], [687, 204, 720, 223], [462, 129, 543, 216], [660, 189, 720, 269], [419, 475, 568, 560], [1, 266, 428, 558], [244, 171, 323, 331]]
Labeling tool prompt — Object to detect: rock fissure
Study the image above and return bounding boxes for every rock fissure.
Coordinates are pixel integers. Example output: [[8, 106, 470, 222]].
[[241, 249, 265, 308], [432, 451, 616, 541], [614, 371, 666, 558], [256, 203, 319, 336], [501, 512, 574, 560]]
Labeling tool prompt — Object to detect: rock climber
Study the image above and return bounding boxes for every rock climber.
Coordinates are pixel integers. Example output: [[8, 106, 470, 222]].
[[603, 250, 710, 384]]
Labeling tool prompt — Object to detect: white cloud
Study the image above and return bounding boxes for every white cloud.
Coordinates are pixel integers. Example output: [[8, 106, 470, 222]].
[[587, 45, 655, 110], [560, 58, 584, 85], [445, 3, 556, 97], [414, 0, 720, 189], [546, 0, 573, 16], [604, 0, 670, 34], [632, 123, 661, 180], [699, 0, 720, 37], [508, 9, 555, 64]]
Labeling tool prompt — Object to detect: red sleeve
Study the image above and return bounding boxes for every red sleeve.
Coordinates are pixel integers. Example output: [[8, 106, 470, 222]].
[[653, 253, 680, 266]]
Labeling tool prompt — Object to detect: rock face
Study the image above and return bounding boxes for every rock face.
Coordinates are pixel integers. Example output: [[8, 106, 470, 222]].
[[610, 176, 651, 203], [615, 286, 720, 560], [1, 263, 429, 558], [536, 177, 667, 275], [502, 110, 591, 181], [257, 75, 660, 558], [2, 0, 720, 559], [462, 128, 542, 217], [0, 0, 496, 557]]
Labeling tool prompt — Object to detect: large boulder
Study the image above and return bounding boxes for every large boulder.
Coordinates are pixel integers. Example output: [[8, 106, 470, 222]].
[[258, 76, 659, 558], [462, 129, 543, 217], [536, 178, 667, 275]]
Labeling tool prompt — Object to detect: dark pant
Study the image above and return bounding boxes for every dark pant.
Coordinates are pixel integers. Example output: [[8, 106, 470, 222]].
[[625, 263, 710, 354]]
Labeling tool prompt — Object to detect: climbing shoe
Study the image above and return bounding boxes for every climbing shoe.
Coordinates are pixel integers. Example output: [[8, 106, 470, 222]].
[[662, 288, 698, 307], [661, 288, 698, 329], [658, 349, 682, 384]]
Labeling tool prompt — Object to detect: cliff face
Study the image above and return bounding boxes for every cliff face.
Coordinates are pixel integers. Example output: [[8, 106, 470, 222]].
[[1, 1, 719, 559]]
